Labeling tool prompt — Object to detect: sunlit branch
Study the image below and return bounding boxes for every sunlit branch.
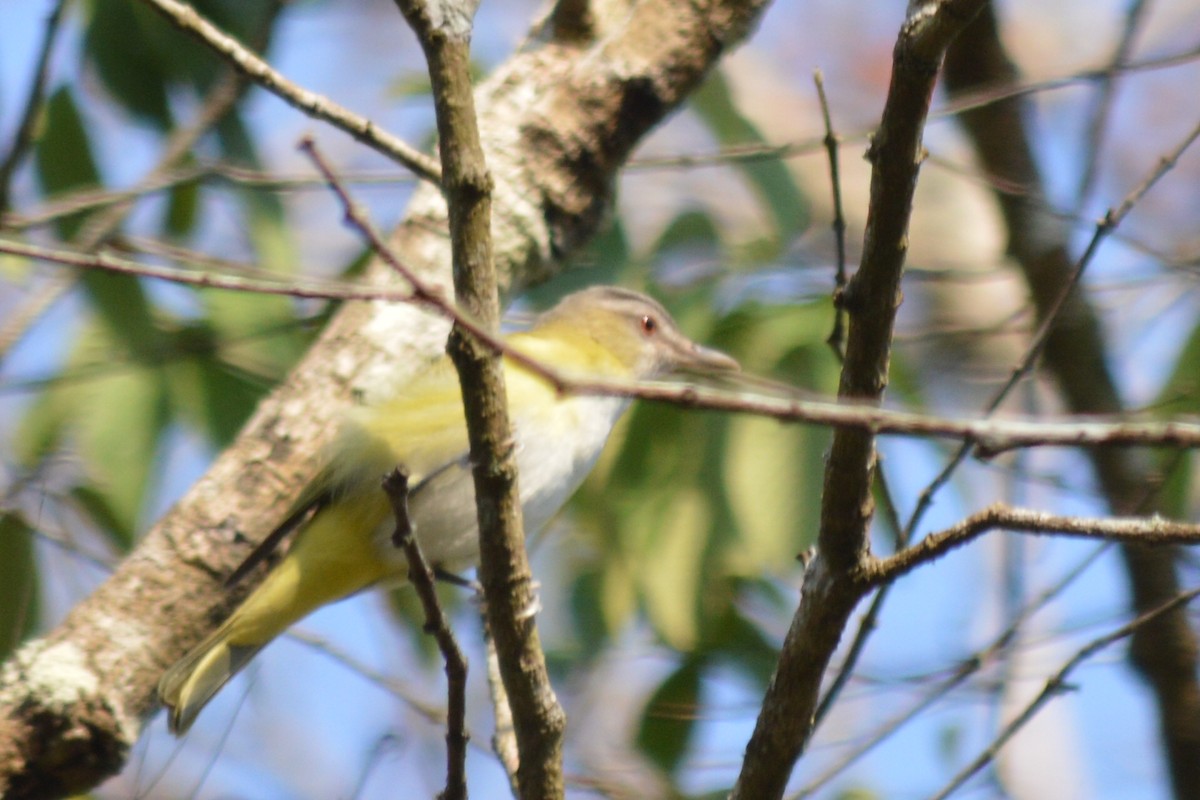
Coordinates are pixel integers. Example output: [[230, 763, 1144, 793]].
[[927, 585, 1200, 800], [867, 504, 1200, 587]]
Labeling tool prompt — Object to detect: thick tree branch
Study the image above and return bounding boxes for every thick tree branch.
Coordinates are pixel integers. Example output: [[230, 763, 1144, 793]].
[[731, 3, 987, 798], [0, 1, 770, 797], [396, 0, 565, 796]]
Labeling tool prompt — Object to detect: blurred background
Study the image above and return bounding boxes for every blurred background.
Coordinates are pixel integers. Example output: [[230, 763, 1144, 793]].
[[2, 0, 1200, 797]]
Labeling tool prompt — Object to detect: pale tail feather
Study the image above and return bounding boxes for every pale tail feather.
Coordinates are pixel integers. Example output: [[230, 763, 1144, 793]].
[[158, 620, 266, 735]]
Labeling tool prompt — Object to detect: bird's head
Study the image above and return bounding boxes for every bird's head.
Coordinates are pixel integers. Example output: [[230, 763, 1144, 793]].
[[532, 286, 740, 381]]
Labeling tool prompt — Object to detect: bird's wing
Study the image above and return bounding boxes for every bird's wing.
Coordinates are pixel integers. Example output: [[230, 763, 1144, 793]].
[[224, 475, 333, 587]]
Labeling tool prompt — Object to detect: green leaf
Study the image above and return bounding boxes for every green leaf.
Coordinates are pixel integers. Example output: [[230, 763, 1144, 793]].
[[636, 657, 703, 775], [0, 513, 38, 660], [77, 364, 171, 535], [35, 90, 163, 361], [653, 210, 720, 255], [70, 484, 135, 551], [724, 416, 818, 572], [691, 69, 810, 256], [34, 87, 103, 239], [83, 0, 173, 127], [164, 172, 200, 237], [639, 488, 711, 651]]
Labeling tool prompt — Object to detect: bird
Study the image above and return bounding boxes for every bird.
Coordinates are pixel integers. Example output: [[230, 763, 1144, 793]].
[[157, 285, 739, 735]]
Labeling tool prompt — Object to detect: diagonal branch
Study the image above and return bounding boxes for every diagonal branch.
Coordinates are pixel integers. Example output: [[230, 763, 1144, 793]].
[[136, 0, 442, 183], [0, 1, 772, 797]]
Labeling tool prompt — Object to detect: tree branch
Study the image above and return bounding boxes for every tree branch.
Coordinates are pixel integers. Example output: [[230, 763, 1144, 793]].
[[943, 8, 1200, 796], [136, 0, 442, 184], [731, 4, 987, 798], [0, 1, 772, 795], [866, 504, 1200, 587], [396, 0, 565, 796]]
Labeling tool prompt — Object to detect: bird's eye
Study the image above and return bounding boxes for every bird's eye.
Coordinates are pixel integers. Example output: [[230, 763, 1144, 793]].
[[640, 315, 657, 336]]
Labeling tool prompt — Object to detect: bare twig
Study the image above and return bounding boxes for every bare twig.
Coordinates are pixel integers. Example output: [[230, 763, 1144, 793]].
[[867, 504, 1200, 587], [928, 586, 1200, 800], [484, 626, 522, 795], [0, 0, 69, 213], [136, 0, 442, 184], [1076, 0, 1150, 201], [0, 238, 413, 303], [814, 69, 849, 358], [381, 469, 467, 800]]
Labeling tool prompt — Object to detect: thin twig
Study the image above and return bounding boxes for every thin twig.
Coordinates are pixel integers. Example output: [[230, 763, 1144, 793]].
[[484, 626, 522, 795], [814, 69, 849, 358], [0, 0, 69, 213], [928, 586, 1200, 800], [136, 0, 442, 184], [901, 114, 1200, 542], [381, 468, 468, 800], [1076, 0, 1150, 201], [868, 503, 1200, 587]]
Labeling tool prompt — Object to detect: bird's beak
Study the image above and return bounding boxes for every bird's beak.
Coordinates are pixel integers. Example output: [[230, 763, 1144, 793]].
[[674, 341, 741, 376]]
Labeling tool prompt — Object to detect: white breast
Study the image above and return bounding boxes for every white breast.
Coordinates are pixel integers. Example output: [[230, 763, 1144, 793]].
[[375, 393, 630, 573]]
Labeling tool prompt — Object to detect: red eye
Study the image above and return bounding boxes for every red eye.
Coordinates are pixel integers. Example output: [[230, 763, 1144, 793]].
[[640, 315, 657, 336]]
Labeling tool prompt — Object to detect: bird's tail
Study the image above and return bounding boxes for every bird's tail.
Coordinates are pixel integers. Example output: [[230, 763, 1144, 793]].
[[158, 499, 392, 734], [158, 619, 267, 735]]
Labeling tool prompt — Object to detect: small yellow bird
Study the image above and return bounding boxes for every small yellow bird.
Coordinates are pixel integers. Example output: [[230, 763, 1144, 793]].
[[158, 285, 738, 734]]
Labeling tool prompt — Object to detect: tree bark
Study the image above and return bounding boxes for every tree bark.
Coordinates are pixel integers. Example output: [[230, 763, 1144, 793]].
[[0, 2, 769, 797]]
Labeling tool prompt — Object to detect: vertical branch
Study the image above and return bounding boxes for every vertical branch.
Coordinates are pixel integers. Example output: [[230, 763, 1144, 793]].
[[731, 3, 986, 798], [394, 1, 564, 798], [382, 469, 467, 800]]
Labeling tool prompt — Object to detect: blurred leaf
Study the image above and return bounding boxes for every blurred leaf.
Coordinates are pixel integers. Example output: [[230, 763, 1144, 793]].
[[707, 598, 782, 684], [1157, 455, 1195, 521], [78, 365, 171, 535], [164, 172, 200, 237], [691, 69, 810, 257], [83, 0, 271, 128], [636, 656, 703, 775], [0, 513, 38, 660], [1156, 318, 1200, 416], [725, 416, 816, 571], [70, 484, 135, 551], [34, 87, 102, 239], [833, 788, 882, 800], [35, 87, 163, 359], [83, 0, 173, 127], [639, 488, 711, 651], [654, 210, 720, 254]]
